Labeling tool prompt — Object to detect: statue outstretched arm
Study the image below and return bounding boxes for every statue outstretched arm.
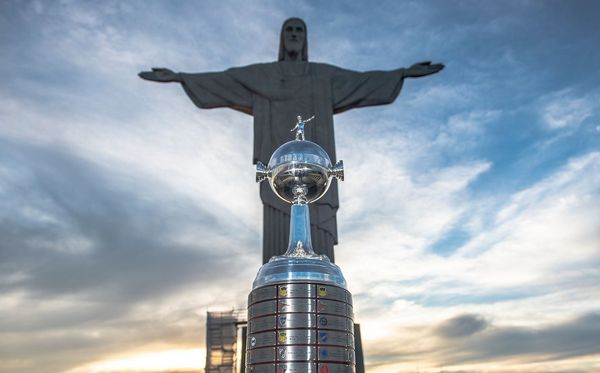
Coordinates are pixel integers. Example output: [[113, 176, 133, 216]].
[[330, 60, 444, 113], [402, 61, 444, 78], [138, 68, 182, 83], [138, 66, 254, 114]]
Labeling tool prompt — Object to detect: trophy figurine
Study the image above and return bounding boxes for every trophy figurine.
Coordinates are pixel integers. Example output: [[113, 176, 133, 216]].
[[247, 116, 354, 373]]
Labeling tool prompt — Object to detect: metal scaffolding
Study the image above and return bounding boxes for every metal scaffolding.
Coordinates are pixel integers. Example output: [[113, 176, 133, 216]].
[[205, 310, 246, 373]]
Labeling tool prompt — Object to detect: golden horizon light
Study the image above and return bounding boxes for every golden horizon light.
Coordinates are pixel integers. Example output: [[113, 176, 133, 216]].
[[67, 348, 206, 373]]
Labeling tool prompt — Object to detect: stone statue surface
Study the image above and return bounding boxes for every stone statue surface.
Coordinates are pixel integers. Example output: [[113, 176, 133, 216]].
[[139, 18, 444, 264]]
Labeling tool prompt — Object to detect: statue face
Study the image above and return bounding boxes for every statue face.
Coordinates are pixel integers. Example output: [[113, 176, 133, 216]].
[[282, 19, 305, 55]]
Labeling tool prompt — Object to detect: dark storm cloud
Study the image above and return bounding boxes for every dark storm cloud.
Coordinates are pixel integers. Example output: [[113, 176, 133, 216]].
[[365, 313, 600, 370], [0, 138, 254, 328], [435, 314, 489, 338], [435, 312, 600, 365]]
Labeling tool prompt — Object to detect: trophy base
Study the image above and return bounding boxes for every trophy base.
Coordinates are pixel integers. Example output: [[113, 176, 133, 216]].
[[253, 256, 347, 289], [247, 281, 356, 373]]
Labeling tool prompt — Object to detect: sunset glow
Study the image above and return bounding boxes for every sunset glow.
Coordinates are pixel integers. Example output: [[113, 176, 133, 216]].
[[69, 348, 205, 373]]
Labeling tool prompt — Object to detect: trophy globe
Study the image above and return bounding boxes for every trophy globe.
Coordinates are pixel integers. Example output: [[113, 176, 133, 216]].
[[253, 115, 346, 288]]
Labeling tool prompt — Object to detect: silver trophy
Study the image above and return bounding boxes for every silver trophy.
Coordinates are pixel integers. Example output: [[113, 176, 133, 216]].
[[247, 116, 354, 373]]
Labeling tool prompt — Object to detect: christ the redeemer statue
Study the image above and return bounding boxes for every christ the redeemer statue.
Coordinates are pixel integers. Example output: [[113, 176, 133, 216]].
[[139, 18, 443, 264]]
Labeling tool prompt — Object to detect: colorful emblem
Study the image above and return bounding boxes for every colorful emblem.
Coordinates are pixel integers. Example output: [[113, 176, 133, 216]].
[[279, 286, 288, 297], [320, 349, 328, 357], [318, 301, 327, 312], [318, 286, 327, 296], [279, 315, 287, 326], [279, 301, 288, 312], [319, 331, 328, 342], [319, 316, 328, 326], [320, 366, 329, 373], [278, 331, 287, 343]]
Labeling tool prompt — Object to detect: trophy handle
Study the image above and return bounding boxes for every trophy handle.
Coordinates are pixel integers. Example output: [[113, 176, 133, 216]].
[[329, 160, 344, 181], [256, 161, 270, 183]]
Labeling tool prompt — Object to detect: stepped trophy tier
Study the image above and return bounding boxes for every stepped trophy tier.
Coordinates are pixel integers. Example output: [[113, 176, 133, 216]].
[[247, 116, 355, 373]]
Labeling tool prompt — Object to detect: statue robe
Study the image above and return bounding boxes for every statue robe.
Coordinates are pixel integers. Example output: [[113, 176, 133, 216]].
[[179, 61, 405, 263]]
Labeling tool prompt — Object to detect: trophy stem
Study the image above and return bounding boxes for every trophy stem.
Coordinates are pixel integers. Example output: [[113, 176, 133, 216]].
[[284, 198, 316, 257]]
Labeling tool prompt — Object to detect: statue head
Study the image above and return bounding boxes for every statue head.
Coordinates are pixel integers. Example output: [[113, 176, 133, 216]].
[[278, 17, 308, 62]]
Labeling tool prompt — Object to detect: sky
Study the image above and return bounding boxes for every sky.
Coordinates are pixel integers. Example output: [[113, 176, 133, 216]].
[[1, 0, 599, 372]]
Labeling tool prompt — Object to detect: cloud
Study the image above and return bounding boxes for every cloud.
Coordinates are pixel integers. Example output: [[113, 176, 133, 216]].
[[540, 89, 596, 130], [337, 151, 600, 372], [0, 138, 253, 296], [0, 138, 257, 371], [459, 152, 600, 287], [364, 312, 600, 372], [438, 313, 600, 366], [435, 314, 489, 339]]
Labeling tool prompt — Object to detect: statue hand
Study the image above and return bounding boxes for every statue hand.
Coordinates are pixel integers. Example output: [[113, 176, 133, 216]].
[[404, 61, 444, 78], [138, 68, 181, 82]]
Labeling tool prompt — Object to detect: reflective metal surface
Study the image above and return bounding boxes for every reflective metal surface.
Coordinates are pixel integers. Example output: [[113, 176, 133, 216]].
[[318, 346, 354, 363], [316, 285, 350, 302], [328, 160, 345, 181], [253, 256, 347, 288], [270, 161, 330, 204], [279, 284, 315, 298], [249, 315, 277, 333], [247, 347, 276, 364], [278, 313, 316, 329], [255, 161, 270, 183], [291, 115, 315, 141], [317, 330, 354, 347], [248, 300, 277, 318], [248, 364, 276, 373], [279, 298, 316, 313], [317, 315, 353, 332], [248, 331, 276, 349], [277, 330, 316, 345], [276, 362, 317, 373], [317, 300, 353, 318], [249, 286, 277, 303], [277, 346, 316, 361], [256, 118, 343, 205], [318, 363, 355, 373], [249, 300, 277, 318], [247, 282, 355, 372], [253, 117, 347, 288]]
